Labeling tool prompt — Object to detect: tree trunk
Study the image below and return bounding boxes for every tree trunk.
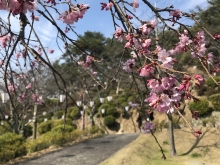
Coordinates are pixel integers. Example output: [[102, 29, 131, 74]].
[[167, 113, 177, 156]]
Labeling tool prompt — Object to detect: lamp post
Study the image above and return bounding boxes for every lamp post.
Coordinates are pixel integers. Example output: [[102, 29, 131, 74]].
[[59, 95, 66, 103], [89, 101, 94, 108], [5, 114, 9, 120], [101, 109, 105, 118], [80, 110, 84, 130], [77, 100, 85, 130], [125, 106, 129, 112], [1, 92, 18, 133], [100, 97, 105, 103], [89, 100, 95, 126], [107, 96, 112, 102]]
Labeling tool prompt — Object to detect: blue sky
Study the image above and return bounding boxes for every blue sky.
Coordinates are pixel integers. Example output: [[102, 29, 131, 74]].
[[73, 0, 208, 37], [0, 0, 209, 62]]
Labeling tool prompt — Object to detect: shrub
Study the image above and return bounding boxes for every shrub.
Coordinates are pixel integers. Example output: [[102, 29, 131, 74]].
[[53, 118, 73, 127], [99, 103, 117, 117], [54, 110, 64, 119], [25, 125, 33, 137], [104, 115, 115, 127], [51, 124, 74, 133], [0, 133, 27, 163], [0, 122, 12, 134], [67, 107, 81, 120], [38, 120, 53, 134], [27, 138, 50, 153], [89, 126, 101, 135], [188, 99, 213, 117], [163, 140, 169, 145], [38, 112, 53, 124], [191, 153, 202, 158], [43, 132, 66, 146], [209, 93, 220, 111], [206, 76, 220, 88]]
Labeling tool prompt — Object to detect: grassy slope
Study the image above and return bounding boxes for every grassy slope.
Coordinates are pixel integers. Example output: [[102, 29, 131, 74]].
[[100, 127, 220, 165]]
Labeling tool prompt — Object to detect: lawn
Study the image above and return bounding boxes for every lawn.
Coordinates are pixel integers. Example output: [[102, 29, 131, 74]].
[[100, 127, 220, 165]]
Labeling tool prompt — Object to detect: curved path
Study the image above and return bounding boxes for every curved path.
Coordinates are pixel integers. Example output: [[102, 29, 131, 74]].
[[14, 133, 140, 165]]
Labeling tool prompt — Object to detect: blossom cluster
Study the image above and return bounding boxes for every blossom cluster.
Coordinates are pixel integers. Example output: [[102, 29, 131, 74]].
[[7, 73, 44, 105], [146, 77, 183, 113], [0, 0, 38, 15], [58, 4, 89, 24]]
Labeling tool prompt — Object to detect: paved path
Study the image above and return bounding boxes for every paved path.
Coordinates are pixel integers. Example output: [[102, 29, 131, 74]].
[[14, 133, 140, 165]]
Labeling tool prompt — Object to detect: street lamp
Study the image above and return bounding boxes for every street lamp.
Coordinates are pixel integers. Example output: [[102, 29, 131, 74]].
[[101, 109, 105, 117], [80, 110, 85, 130], [5, 115, 9, 120], [59, 94, 66, 103], [100, 98, 105, 103], [89, 101, 94, 107], [1, 92, 9, 103], [83, 105, 88, 110], [125, 106, 129, 111], [76, 101, 82, 107], [42, 111, 47, 116], [107, 96, 112, 101]]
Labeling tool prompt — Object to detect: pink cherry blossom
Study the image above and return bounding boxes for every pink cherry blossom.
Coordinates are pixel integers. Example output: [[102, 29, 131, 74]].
[[132, 0, 139, 12], [123, 59, 135, 72], [142, 121, 155, 134], [114, 27, 123, 42], [169, 9, 182, 18], [7, 84, 17, 92], [207, 52, 213, 64], [128, 101, 139, 108], [106, 2, 113, 10], [31, 15, 39, 21], [48, 49, 54, 54], [146, 93, 159, 107], [16, 53, 21, 59], [139, 65, 155, 77], [0, 60, 3, 66], [25, 83, 32, 89], [194, 74, 204, 82], [179, 34, 192, 46], [125, 42, 131, 48], [0, 35, 10, 48], [58, 4, 89, 24]]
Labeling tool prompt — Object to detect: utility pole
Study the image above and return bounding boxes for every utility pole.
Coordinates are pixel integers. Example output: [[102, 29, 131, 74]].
[[155, 2, 159, 46], [33, 68, 39, 140]]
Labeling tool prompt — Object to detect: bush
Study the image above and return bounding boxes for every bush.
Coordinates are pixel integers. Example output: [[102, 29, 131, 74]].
[[38, 120, 53, 134], [188, 99, 213, 117], [0, 133, 27, 163], [89, 126, 101, 135], [206, 76, 220, 88], [99, 103, 117, 117], [0, 122, 12, 135], [51, 124, 74, 133], [209, 93, 220, 111], [191, 153, 202, 158], [54, 110, 64, 119], [25, 125, 33, 137], [53, 118, 73, 127], [38, 112, 53, 124], [27, 138, 50, 153], [67, 107, 81, 120], [43, 132, 66, 146], [104, 115, 115, 127]]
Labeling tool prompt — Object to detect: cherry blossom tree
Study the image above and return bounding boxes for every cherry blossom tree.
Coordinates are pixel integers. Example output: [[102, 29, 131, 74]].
[[0, 0, 219, 158]]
